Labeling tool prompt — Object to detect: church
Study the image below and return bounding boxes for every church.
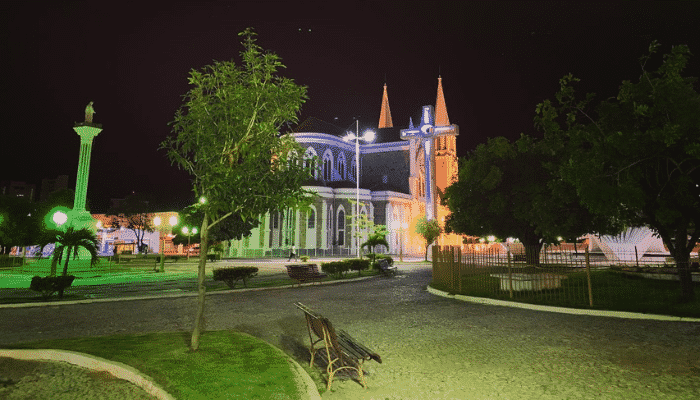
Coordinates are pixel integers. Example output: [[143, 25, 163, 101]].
[[224, 77, 463, 258]]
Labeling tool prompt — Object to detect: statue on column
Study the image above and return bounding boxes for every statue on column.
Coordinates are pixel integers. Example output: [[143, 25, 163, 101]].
[[84, 101, 96, 123]]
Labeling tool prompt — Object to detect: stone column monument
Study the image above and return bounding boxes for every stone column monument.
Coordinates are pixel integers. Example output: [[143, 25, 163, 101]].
[[68, 101, 102, 231]]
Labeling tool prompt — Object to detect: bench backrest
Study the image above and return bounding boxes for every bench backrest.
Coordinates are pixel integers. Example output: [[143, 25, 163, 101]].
[[294, 302, 344, 363], [378, 259, 390, 269]]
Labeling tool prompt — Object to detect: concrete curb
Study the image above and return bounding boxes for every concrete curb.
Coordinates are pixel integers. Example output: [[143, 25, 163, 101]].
[[426, 285, 700, 322], [0, 349, 176, 400], [236, 332, 321, 400], [0, 274, 380, 309]]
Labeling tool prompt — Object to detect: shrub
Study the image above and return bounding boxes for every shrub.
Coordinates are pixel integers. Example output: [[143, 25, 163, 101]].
[[372, 254, 394, 269], [300, 255, 310, 262], [213, 266, 258, 289], [346, 258, 370, 275], [321, 261, 350, 279], [29, 275, 76, 300], [207, 254, 221, 262]]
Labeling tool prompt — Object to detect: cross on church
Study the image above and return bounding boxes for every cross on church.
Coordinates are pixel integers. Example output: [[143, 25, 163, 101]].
[[401, 105, 455, 220]]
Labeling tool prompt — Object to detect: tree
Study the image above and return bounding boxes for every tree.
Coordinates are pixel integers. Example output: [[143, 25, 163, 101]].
[[360, 221, 389, 266], [415, 216, 442, 261], [0, 195, 41, 256], [442, 136, 546, 264], [171, 204, 260, 247], [161, 28, 312, 351], [443, 134, 613, 265], [106, 192, 155, 254], [40, 227, 99, 298], [535, 42, 700, 301]]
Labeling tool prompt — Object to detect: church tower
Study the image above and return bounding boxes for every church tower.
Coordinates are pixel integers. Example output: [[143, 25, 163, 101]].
[[434, 76, 458, 195], [378, 83, 393, 128], [433, 76, 461, 246]]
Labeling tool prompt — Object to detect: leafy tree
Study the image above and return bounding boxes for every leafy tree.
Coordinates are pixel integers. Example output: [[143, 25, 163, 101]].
[[443, 134, 612, 265], [171, 204, 260, 247], [106, 192, 155, 254], [0, 196, 41, 256], [415, 216, 442, 261], [443, 136, 545, 264], [535, 42, 700, 301], [161, 28, 312, 351]]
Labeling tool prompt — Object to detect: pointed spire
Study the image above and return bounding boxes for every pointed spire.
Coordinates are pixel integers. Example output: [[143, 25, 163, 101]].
[[408, 117, 414, 129], [435, 76, 450, 126], [378, 83, 393, 128]]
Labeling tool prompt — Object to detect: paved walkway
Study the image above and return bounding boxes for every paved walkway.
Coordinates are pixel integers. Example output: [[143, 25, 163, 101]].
[[1, 262, 699, 399]]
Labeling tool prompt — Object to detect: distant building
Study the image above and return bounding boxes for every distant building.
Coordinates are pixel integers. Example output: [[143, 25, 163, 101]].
[[39, 175, 69, 201], [224, 77, 464, 258], [0, 180, 36, 201]]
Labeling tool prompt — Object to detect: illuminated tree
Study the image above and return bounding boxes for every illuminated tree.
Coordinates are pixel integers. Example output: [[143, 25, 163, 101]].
[[106, 192, 155, 254], [415, 216, 442, 261], [535, 42, 700, 301], [162, 28, 312, 351]]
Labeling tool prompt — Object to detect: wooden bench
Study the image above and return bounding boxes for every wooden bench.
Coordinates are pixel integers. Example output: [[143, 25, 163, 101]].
[[294, 302, 381, 390], [286, 264, 327, 285], [377, 259, 397, 277]]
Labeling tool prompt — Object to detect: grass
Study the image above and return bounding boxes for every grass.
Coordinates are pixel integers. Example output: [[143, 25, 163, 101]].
[[2, 330, 301, 400], [431, 269, 700, 318], [0, 261, 382, 303]]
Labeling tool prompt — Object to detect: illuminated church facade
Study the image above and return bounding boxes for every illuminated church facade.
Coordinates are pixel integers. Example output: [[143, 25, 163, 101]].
[[224, 77, 463, 258]]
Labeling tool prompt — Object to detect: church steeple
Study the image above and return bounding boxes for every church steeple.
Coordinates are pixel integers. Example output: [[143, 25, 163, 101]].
[[378, 83, 393, 128], [435, 76, 450, 127]]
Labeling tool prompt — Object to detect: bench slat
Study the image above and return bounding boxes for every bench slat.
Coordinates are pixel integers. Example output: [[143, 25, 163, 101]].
[[295, 302, 381, 389]]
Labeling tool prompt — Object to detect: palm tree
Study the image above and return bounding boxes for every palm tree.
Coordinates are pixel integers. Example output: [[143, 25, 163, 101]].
[[361, 233, 390, 267], [48, 227, 99, 298]]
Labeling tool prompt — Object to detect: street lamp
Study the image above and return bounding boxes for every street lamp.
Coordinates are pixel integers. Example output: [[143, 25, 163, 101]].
[[182, 226, 198, 261], [344, 121, 376, 258], [154, 215, 177, 272]]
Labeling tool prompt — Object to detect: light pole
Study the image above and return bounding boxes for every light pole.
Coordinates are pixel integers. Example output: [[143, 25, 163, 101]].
[[344, 121, 375, 258], [182, 226, 198, 261], [154, 215, 177, 272]]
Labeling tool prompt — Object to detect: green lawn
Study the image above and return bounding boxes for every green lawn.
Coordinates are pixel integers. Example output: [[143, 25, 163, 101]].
[[431, 270, 700, 318], [2, 331, 302, 400]]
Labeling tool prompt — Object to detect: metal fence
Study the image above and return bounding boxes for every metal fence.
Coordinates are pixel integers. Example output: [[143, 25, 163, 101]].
[[431, 244, 695, 308]]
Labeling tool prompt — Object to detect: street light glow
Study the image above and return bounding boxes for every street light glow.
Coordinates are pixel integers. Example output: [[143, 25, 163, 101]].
[[169, 216, 178, 226], [153, 216, 162, 226], [53, 211, 68, 226]]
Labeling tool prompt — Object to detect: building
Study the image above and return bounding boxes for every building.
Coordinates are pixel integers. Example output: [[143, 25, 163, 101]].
[[224, 77, 463, 258], [40, 175, 69, 202], [0, 180, 36, 201]]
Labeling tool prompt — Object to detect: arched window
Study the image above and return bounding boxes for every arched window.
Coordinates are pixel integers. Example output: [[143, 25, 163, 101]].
[[327, 205, 334, 246], [337, 208, 345, 247], [323, 150, 333, 182], [350, 159, 356, 182], [337, 152, 346, 180], [304, 146, 318, 179], [308, 208, 315, 229]]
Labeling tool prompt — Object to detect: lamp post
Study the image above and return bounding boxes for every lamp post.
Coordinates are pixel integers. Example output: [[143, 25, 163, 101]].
[[182, 226, 198, 261], [344, 121, 376, 258]]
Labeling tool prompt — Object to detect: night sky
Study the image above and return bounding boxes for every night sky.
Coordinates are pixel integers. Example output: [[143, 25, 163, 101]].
[[2, 1, 699, 212]]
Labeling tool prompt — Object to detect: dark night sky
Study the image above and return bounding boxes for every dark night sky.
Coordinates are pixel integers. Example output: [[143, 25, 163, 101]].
[[2, 1, 699, 212]]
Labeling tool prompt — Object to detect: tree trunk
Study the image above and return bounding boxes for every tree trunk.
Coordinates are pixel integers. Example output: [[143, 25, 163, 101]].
[[190, 214, 210, 351], [425, 244, 430, 261], [672, 230, 695, 302], [521, 240, 541, 266], [59, 248, 71, 299]]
